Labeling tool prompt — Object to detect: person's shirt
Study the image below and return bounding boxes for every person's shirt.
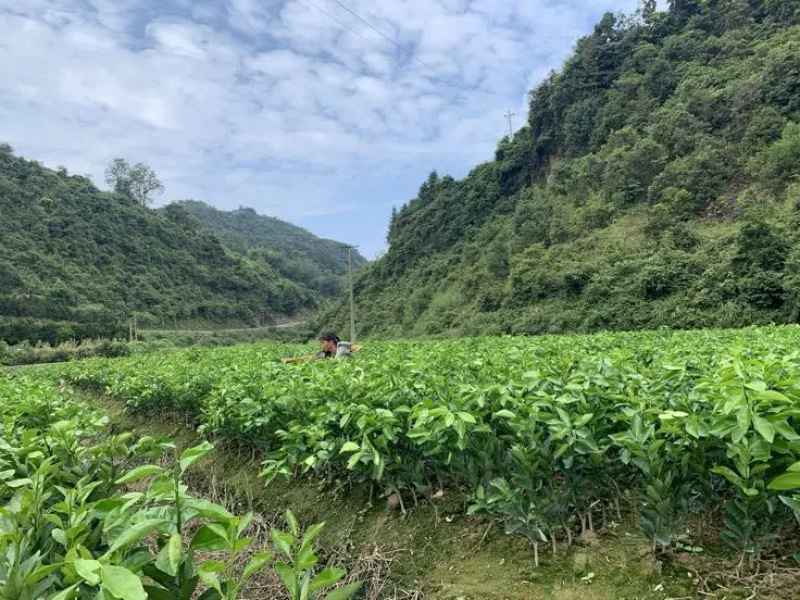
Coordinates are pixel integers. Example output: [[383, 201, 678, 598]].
[[316, 341, 353, 360]]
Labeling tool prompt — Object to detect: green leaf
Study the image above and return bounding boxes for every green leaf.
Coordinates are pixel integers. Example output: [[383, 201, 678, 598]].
[[296, 539, 318, 571], [179, 441, 214, 473], [155, 533, 183, 577], [788, 462, 800, 473], [200, 560, 225, 573], [554, 443, 570, 460], [197, 562, 223, 595], [753, 416, 775, 443], [184, 498, 234, 522], [242, 552, 272, 583], [52, 528, 67, 546], [302, 522, 326, 547], [285, 510, 299, 537], [143, 586, 176, 600], [26, 562, 63, 586], [190, 525, 228, 552], [493, 410, 517, 420], [115, 465, 165, 485], [322, 582, 361, 600], [274, 561, 299, 598], [141, 564, 173, 592], [100, 565, 146, 600], [196, 588, 223, 600], [50, 584, 79, 600], [774, 421, 800, 441], [43, 514, 63, 528], [346, 451, 364, 470], [339, 442, 359, 453], [769, 473, 800, 491], [685, 418, 701, 439], [309, 568, 346, 592], [7, 478, 32, 488], [108, 518, 167, 555], [457, 412, 477, 424], [75, 559, 102, 586], [712, 466, 744, 489], [737, 407, 751, 434], [122, 551, 153, 573], [237, 512, 254, 537], [779, 495, 800, 513], [271, 529, 293, 557], [745, 381, 767, 393], [759, 389, 790, 403]]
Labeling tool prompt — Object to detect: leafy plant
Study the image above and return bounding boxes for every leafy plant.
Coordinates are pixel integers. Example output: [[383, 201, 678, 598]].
[[0, 374, 354, 600], [271, 510, 360, 600], [60, 326, 800, 571]]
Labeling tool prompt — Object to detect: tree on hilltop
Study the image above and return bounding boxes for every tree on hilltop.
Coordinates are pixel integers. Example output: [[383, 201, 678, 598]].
[[105, 158, 164, 206]]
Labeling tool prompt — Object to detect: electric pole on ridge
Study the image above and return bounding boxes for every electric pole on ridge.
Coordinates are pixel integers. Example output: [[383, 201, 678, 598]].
[[345, 245, 358, 342], [505, 110, 515, 139]]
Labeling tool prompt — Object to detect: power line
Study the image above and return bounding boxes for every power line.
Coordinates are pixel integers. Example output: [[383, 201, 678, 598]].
[[300, 0, 390, 57], [325, 0, 463, 89], [299, 0, 471, 93]]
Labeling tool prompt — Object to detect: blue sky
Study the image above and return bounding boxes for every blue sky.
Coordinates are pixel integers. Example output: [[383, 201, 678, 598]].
[[0, 0, 648, 259]]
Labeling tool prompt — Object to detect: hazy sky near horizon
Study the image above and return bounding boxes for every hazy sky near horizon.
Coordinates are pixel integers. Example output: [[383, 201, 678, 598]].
[[0, 0, 648, 258]]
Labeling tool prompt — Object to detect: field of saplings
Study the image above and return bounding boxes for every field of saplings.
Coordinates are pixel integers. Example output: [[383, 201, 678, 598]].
[[56, 327, 800, 571], [0, 373, 359, 599]]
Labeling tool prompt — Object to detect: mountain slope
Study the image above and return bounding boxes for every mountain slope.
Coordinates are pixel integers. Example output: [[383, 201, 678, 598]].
[[176, 201, 367, 297], [325, 1, 800, 338], [0, 146, 318, 341]]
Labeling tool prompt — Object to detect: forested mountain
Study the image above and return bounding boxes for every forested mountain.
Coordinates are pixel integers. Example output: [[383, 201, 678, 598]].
[[324, 0, 800, 338], [0, 146, 337, 343], [176, 201, 367, 298]]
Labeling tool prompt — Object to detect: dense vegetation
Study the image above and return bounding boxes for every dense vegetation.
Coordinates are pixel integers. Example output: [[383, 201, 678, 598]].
[[0, 372, 357, 599], [0, 146, 358, 344], [177, 201, 367, 298], [61, 327, 800, 573], [325, 0, 800, 338], [0, 338, 131, 367], [0, 322, 313, 366]]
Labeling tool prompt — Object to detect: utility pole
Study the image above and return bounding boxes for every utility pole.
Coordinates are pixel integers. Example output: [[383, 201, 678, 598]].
[[505, 110, 515, 139], [345, 245, 358, 342]]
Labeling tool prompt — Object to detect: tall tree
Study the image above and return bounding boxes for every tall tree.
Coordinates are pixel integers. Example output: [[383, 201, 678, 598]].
[[105, 158, 164, 206], [641, 0, 658, 23], [668, 0, 702, 26]]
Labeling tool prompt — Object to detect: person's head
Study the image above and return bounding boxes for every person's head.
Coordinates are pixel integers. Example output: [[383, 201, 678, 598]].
[[318, 331, 340, 354]]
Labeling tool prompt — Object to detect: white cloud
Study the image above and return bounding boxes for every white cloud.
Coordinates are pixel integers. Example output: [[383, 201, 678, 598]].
[[0, 0, 642, 254]]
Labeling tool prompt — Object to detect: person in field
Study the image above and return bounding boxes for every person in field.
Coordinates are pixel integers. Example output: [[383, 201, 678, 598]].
[[282, 332, 361, 363]]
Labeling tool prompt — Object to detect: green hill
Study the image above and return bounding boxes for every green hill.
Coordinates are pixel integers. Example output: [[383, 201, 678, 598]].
[[324, 0, 800, 338], [176, 201, 367, 298], [0, 146, 331, 343]]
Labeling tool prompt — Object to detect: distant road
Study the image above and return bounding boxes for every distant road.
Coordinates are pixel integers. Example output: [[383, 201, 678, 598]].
[[142, 322, 307, 334]]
